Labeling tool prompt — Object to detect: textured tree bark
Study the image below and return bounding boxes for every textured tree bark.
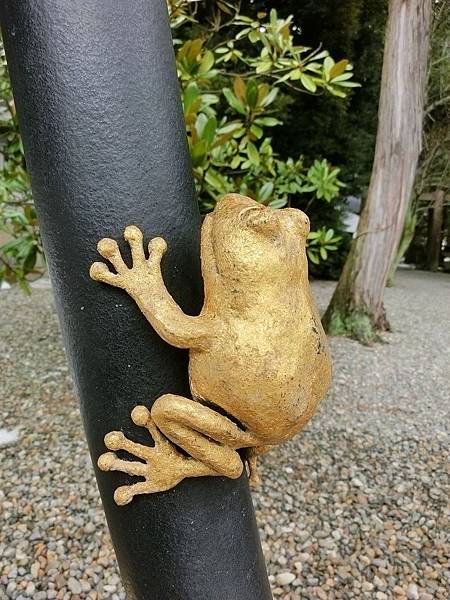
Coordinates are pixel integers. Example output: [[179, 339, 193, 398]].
[[426, 189, 445, 271], [386, 207, 417, 287], [0, 1, 271, 599], [323, 0, 432, 342]]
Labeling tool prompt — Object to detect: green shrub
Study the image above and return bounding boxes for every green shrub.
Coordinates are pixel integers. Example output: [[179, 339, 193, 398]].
[[0, 3, 358, 288]]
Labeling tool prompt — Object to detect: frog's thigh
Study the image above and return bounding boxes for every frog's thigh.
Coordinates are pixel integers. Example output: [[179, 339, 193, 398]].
[[151, 394, 257, 479]]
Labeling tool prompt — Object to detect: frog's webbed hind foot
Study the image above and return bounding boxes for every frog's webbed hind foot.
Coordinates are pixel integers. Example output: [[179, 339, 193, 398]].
[[98, 406, 216, 505]]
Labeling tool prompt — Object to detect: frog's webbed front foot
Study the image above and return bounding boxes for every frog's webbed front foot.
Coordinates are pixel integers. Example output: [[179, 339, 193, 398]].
[[98, 405, 216, 505], [90, 225, 167, 292], [90, 226, 210, 350], [99, 395, 259, 504]]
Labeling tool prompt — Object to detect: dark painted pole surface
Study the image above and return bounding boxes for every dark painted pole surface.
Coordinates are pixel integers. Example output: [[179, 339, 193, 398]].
[[1, 2, 272, 599]]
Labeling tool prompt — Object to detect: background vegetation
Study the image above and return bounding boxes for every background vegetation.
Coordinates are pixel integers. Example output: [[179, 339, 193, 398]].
[[1, 0, 448, 295], [0, 1, 360, 288]]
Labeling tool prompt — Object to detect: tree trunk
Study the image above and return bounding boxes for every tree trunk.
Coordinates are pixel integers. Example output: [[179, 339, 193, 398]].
[[323, 0, 432, 343], [426, 189, 445, 270], [386, 205, 418, 286]]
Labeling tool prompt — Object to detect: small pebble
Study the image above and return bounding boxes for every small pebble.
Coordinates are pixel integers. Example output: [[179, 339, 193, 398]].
[[276, 572, 296, 586], [407, 583, 420, 600]]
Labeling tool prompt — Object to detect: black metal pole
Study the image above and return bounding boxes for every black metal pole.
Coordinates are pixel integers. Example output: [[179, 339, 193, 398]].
[[0, 2, 272, 599]]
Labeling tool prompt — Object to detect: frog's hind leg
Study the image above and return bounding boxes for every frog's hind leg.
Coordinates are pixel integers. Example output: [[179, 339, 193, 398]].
[[98, 405, 218, 505], [151, 394, 258, 479]]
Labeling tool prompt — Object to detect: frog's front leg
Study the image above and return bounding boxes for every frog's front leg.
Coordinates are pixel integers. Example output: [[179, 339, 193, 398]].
[[90, 226, 210, 350], [99, 396, 259, 504]]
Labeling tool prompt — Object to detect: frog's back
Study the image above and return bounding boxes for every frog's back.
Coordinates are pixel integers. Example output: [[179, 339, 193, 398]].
[[189, 287, 331, 443]]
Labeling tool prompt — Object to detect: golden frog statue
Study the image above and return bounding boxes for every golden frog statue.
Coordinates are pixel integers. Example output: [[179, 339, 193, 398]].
[[90, 194, 332, 505]]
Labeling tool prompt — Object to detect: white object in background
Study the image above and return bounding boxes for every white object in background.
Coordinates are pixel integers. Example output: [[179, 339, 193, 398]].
[[342, 195, 362, 235], [0, 427, 20, 447]]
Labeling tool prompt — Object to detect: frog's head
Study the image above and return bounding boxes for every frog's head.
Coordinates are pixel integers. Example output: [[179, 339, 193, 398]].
[[201, 193, 310, 284]]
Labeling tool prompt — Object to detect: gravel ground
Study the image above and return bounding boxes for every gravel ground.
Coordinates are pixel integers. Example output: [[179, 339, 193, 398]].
[[0, 269, 449, 600]]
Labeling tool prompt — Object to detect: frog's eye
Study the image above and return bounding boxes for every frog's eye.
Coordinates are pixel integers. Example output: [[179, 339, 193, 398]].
[[283, 207, 310, 237], [239, 206, 279, 235], [300, 214, 310, 237], [238, 205, 264, 220]]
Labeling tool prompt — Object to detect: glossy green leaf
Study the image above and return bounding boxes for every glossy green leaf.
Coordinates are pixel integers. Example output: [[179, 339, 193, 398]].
[[300, 73, 317, 93], [257, 181, 274, 203], [246, 79, 259, 109], [223, 88, 246, 115], [247, 142, 260, 165], [198, 50, 215, 74], [329, 59, 349, 79]]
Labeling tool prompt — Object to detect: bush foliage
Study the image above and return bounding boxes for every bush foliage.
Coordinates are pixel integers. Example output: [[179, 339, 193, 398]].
[[0, 2, 359, 288]]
